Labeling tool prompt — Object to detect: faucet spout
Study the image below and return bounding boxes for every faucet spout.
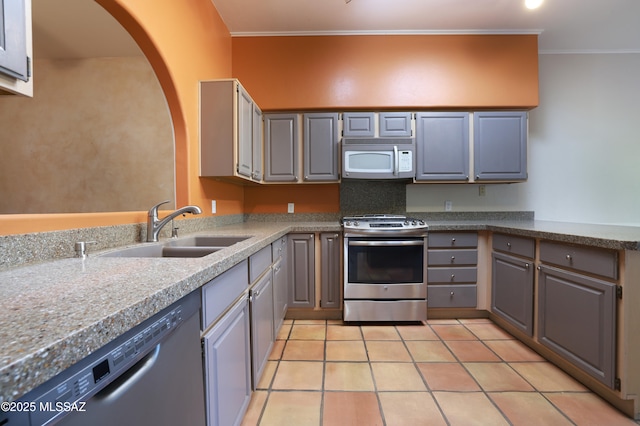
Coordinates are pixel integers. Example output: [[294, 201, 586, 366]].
[[146, 201, 202, 242]]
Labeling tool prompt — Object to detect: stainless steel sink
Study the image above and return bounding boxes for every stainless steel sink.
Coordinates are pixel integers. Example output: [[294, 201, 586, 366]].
[[100, 235, 249, 258], [167, 236, 249, 248]]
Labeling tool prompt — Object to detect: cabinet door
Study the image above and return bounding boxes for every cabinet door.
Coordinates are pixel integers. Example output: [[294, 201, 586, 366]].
[[252, 104, 263, 181], [379, 112, 412, 137], [264, 114, 299, 182], [538, 265, 616, 388], [320, 233, 341, 309], [0, 0, 28, 81], [237, 85, 254, 179], [288, 234, 315, 308], [250, 271, 274, 388], [473, 111, 527, 181], [272, 256, 288, 333], [491, 252, 534, 336], [203, 296, 251, 426], [303, 113, 339, 181], [415, 112, 469, 181], [342, 112, 375, 137]]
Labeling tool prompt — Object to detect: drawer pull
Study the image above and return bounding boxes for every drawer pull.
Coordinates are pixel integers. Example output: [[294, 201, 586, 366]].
[[507, 242, 512, 248], [451, 238, 456, 244], [450, 274, 455, 281], [525, 263, 530, 269], [566, 254, 572, 262], [450, 291, 455, 297], [451, 256, 456, 262]]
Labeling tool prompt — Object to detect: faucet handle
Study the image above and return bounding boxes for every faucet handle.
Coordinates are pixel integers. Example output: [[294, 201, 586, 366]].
[[148, 200, 171, 216], [75, 241, 97, 259]]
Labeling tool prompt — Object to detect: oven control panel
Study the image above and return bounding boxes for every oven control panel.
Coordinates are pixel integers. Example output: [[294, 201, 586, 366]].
[[342, 215, 427, 234]]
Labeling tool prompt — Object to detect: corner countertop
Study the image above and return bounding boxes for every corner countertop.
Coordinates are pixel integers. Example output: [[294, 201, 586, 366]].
[[2, 218, 640, 402]]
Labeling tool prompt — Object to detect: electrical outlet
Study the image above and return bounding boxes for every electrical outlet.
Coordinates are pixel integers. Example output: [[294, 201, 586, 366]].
[[445, 200, 453, 211], [287, 203, 295, 214], [479, 185, 486, 197], [211, 200, 216, 214]]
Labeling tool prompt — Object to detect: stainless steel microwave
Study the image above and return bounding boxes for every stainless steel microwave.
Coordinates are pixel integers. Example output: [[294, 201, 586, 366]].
[[342, 138, 415, 179]]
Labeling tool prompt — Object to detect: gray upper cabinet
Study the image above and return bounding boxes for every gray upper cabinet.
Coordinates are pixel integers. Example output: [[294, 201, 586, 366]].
[[200, 80, 262, 183], [379, 112, 412, 137], [415, 112, 470, 181], [303, 113, 340, 182], [252, 105, 264, 181], [0, 0, 28, 81], [264, 114, 299, 182], [237, 86, 255, 179], [342, 112, 375, 137], [0, 0, 32, 97], [474, 111, 527, 181]]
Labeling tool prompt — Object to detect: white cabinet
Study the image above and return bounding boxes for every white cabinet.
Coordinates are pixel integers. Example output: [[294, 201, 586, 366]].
[[0, 0, 32, 96], [200, 79, 263, 183]]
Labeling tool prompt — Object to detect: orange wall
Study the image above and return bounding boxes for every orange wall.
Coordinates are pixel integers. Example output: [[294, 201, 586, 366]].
[[244, 185, 340, 214], [232, 35, 539, 110]]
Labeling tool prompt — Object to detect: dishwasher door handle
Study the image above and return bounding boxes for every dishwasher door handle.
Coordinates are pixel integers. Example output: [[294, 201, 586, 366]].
[[94, 345, 161, 402]]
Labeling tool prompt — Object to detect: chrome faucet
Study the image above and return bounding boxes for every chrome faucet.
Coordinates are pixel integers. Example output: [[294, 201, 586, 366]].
[[147, 200, 202, 242]]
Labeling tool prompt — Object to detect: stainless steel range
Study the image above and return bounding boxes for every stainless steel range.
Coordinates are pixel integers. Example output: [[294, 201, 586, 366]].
[[342, 215, 428, 322]]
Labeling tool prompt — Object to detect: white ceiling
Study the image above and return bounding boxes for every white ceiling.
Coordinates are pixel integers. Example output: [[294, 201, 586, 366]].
[[33, 0, 640, 59]]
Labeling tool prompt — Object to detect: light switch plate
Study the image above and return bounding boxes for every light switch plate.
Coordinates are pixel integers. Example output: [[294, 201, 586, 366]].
[[445, 200, 452, 211], [287, 203, 294, 214], [211, 200, 216, 214]]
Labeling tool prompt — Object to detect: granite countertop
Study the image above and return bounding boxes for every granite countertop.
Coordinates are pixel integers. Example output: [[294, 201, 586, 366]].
[[2, 218, 640, 402]]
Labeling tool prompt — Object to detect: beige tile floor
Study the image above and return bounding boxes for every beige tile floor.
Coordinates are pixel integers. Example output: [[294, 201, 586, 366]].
[[241, 318, 638, 426]]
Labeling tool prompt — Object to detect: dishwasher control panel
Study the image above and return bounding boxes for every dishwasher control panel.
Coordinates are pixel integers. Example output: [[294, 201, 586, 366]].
[[24, 306, 184, 426]]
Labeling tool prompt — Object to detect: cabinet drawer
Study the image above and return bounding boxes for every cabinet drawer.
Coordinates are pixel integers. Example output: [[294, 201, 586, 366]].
[[250, 245, 272, 283], [492, 233, 535, 259], [428, 232, 478, 248], [428, 285, 477, 308], [202, 260, 249, 330], [540, 241, 618, 280], [428, 267, 477, 284], [272, 236, 287, 261], [428, 249, 477, 266]]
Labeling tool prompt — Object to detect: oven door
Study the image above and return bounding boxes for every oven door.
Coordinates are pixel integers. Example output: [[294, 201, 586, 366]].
[[344, 237, 426, 299]]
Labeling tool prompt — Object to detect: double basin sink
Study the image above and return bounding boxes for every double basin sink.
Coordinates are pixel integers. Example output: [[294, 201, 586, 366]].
[[100, 236, 250, 258]]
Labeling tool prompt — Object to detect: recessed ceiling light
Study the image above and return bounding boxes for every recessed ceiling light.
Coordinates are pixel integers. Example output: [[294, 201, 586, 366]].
[[525, 0, 544, 9]]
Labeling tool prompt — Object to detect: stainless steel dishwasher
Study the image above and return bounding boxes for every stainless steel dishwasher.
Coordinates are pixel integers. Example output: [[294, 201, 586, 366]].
[[2, 290, 206, 426]]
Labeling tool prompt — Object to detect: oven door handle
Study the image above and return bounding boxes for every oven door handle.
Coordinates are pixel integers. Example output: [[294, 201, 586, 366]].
[[348, 240, 424, 247]]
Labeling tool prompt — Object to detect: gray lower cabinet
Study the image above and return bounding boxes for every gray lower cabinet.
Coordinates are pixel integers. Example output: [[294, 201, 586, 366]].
[[288, 233, 315, 308], [491, 233, 535, 337], [492, 252, 534, 336], [473, 111, 527, 181], [427, 232, 478, 308], [320, 233, 341, 309], [272, 236, 288, 334], [264, 113, 299, 182], [250, 270, 274, 389], [303, 113, 340, 181], [203, 296, 251, 426], [538, 241, 618, 389], [415, 112, 469, 181]]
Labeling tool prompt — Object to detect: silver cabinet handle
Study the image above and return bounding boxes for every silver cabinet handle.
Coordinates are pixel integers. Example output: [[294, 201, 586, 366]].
[[507, 242, 512, 248], [566, 254, 572, 261], [450, 291, 455, 296], [525, 263, 530, 269], [450, 274, 455, 281], [451, 256, 455, 263]]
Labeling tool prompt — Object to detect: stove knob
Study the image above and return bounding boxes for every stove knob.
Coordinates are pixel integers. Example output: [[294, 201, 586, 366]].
[[354, 221, 359, 227], [411, 221, 417, 225], [404, 221, 409, 226]]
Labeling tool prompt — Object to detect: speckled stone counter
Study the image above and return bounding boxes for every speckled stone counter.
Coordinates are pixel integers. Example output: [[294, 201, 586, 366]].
[[2, 218, 640, 403]]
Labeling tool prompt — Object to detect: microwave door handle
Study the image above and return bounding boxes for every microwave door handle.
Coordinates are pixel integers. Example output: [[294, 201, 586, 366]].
[[393, 145, 398, 176]]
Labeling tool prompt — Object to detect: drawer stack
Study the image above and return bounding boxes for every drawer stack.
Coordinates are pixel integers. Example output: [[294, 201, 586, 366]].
[[427, 232, 478, 308]]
